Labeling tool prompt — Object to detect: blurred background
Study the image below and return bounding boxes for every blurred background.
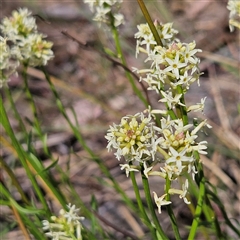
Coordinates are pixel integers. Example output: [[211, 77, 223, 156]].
[[1, 0, 239, 239]]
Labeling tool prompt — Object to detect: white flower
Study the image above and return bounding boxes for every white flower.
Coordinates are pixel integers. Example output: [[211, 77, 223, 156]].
[[187, 97, 207, 113], [120, 164, 139, 177], [184, 131, 198, 149], [143, 161, 153, 178], [135, 23, 152, 39], [166, 147, 194, 172], [84, 0, 124, 27], [64, 203, 84, 223], [0, 36, 19, 86], [172, 70, 193, 89], [135, 23, 157, 56], [173, 119, 193, 134], [181, 42, 202, 65], [17, 33, 54, 66], [153, 192, 171, 214], [168, 179, 191, 204], [114, 13, 125, 27], [160, 164, 182, 180], [140, 34, 156, 53], [42, 220, 50, 231], [227, 0, 240, 31], [179, 179, 191, 204], [105, 112, 158, 162], [42, 203, 84, 240], [154, 115, 174, 133], [0, 8, 54, 67], [164, 52, 187, 79], [0, 8, 37, 42], [160, 91, 185, 109], [93, 6, 111, 24], [191, 119, 210, 136], [156, 22, 178, 46], [192, 141, 208, 155]]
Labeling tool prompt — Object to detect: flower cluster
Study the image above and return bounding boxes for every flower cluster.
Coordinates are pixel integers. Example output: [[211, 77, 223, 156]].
[[134, 22, 202, 95], [42, 203, 85, 240], [106, 21, 210, 213], [135, 22, 178, 56], [0, 36, 19, 87], [154, 117, 209, 180], [84, 0, 124, 27], [227, 0, 240, 31], [0, 8, 54, 86], [106, 111, 157, 163], [106, 110, 210, 211]]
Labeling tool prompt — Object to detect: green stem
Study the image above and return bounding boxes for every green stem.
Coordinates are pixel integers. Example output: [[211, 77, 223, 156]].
[[159, 86, 177, 121], [136, 0, 162, 46], [195, 163, 226, 239], [176, 85, 188, 125], [141, 167, 169, 240], [4, 86, 28, 139], [0, 97, 51, 217], [20, 212, 46, 240], [0, 157, 29, 204], [129, 171, 158, 239], [110, 15, 148, 107], [42, 67, 138, 214], [22, 65, 50, 156], [0, 184, 45, 239], [165, 177, 182, 240], [188, 163, 205, 240]]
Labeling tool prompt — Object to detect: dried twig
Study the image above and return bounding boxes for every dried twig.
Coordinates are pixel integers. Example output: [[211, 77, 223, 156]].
[[61, 30, 151, 104]]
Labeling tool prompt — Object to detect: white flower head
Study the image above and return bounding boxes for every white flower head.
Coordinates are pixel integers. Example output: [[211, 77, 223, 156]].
[[160, 164, 182, 180], [155, 21, 178, 47], [187, 97, 207, 113], [42, 203, 84, 240], [0, 8, 54, 67], [0, 36, 19, 87], [106, 112, 158, 162], [64, 203, 84, 223], [179, 179, 191, 204], [135, 22, 178, 57], [227, 0, 240, 31], [16, 33, 54, 66], [164, 52, 187, 80], [153, 192, 171, 214], [143, 161, 153, 178], [0, 8, 37, 42], [84, 0, 124, 27], [159, 91, 185, 109], [169, 179, 191, 204], [166, 147, 194, 173], [120, 163, 139, 177], [191, 119, 210, 136]]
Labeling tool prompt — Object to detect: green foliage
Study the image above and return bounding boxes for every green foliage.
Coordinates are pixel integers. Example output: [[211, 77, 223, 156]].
[[1, 1, 239, 240]]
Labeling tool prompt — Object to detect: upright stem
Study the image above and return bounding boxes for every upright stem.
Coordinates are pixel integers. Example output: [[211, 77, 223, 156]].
[[176, 86, 188, 125], [141, 169, 169, 240], [110, 18, 148, 107], [4, 86, 28, 138], [42, 67, 138, 214], [130, 171, 158, 240], [23, 65, 51, 156], [0, 97, 51, 217], [165, 178, 181, 240], [136, 0, 162, 46], [0, 157, 29, 204], [188, 164, 205, 240]]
